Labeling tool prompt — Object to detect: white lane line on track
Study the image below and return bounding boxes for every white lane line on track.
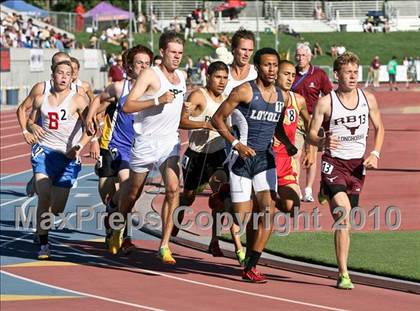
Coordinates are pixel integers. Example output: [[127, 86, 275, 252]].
[[0, 197, 28, 207], [0, 125, 20, 131], [0, 172, 95, 207], [0, 271, 165, 311], [0, 119, 19, 125], [53, 202, 103, 227], [2, 132, 22, 139], [0, 169, 32, 181], [45, 237, 349, 311], [1, 142, 27, 150], [0, 153, 30, 162]]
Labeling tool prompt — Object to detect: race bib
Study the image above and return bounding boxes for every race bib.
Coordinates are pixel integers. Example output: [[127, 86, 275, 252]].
[[321, 161, 334, 175], [31, 144, 44, 159], [181, 154, 190, 170]]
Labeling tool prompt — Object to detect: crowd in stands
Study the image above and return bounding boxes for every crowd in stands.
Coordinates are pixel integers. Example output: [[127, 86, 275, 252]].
[[362, 14, 390, 33], [0, 12, 74, 50]]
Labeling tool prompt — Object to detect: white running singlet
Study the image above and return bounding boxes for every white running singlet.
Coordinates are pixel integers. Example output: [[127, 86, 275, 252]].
[[38, 89, 83, 153], [223, 65, 257, 97], [133, 66, 186, 137], [188, 88, 226, 153], [325, 89, 369, 160]]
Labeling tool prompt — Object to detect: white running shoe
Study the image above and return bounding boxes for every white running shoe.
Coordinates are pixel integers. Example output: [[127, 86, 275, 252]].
[[302, 187, 314, 202]]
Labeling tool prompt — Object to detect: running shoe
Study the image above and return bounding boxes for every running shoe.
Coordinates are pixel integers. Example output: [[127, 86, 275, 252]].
[[302, 187, 314, 202], [336, 273, 354, 290], [208, 240, 223, 257], [33, 232, 39, 244], [108, 226, 124, 255], [121, 238, 136, 255], [236, 249, 246, 266], [242, 267, 267, 283], [158, 246, 176, 265], [318, 183, 329, 205], [26, 176, 35, 197], [37, 244, 50, 260]]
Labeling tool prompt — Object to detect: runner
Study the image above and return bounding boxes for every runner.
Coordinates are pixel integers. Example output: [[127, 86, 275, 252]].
[[174, 61, 229, 256], [212, 48, 287, 283], [108, 32, 186, 264], [274, 60, 314, 214], [85, 45, 153, 254], [27, 60, 91, 259], [308, 52, 384, 289]]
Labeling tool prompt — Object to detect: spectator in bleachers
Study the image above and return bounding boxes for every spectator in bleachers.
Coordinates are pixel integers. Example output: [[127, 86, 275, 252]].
[[210, 34, 220, 48], [75, 2, 85, 32], [185, 14, 194, 40], [54, 33, 65, 51], [108, 54, 125, 83], [185, 55, 195, 84], [313, 42, 323, 57], [337, 45, 346, 56], [313, 5, 325, 20], [383, 20, 390, 32], [153, 55, 162, 66], [137, 12, 146, 33], [89, 33, 98, 48]]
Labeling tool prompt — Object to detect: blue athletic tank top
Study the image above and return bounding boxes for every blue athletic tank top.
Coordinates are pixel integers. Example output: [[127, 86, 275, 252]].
[[108, 79, 134, 153], [231, 80, 284, 151]]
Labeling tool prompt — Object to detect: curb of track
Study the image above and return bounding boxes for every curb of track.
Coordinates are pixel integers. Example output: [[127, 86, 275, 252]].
[[142, 192, 420, 295]]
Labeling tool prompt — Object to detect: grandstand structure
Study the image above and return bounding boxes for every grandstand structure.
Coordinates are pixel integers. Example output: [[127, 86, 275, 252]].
[[146, 0, 420, 33]]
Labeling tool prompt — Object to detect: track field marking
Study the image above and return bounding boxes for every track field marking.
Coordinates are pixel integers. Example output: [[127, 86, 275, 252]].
[[0, 169, 32, 181], [1, 142, 27, 150], [0, 295, 81, 302], [0, 125, 20, 130], [0, 153, 30, 162], [47, 237, 349, 311], [0, 270, 166, 311], [2, 132, 24, 139], [0, 119, 20, 125]]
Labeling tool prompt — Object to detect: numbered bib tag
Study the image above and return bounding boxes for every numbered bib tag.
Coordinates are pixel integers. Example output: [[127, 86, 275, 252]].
[[181, 155, 190, 170], [321, 161, 334, 175], [110, 148, 119, 160], [31, 144, 44, 159]]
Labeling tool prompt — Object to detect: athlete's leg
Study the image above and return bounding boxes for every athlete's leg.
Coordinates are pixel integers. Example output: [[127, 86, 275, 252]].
[[50, 186, 71, 216], [35, 174, 53, 237], [277, 183, 300, 214], [159, 156, 180, 249], [98, 176, 117, 204], [329, 191, 352, 276]]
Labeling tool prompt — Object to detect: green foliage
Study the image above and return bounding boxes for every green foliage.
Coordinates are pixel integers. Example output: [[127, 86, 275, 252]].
[[27, 0, 131, 12], [76, 31, 420, 67], [222, 231, 420, 281]]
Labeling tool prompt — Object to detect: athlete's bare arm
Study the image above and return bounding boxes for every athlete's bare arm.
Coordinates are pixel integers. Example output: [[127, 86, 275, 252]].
[[363, 91, 384, 169], [26, 94, 47, 143], [17, 82, 45, 144], [297, 94, 311, 129], [296, 94, 315, 168], [179, 90, 213, 130], [123, 68, 174, 113], [85, 82, 122, 135], [66, 94, 94, 160], [82, 81, 95, 103], [308, 95, 337, 150], [212, 83, 256, 158]]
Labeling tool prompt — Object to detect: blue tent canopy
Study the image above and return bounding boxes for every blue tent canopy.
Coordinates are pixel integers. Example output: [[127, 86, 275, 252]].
[[2, 0, 48, 18]]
